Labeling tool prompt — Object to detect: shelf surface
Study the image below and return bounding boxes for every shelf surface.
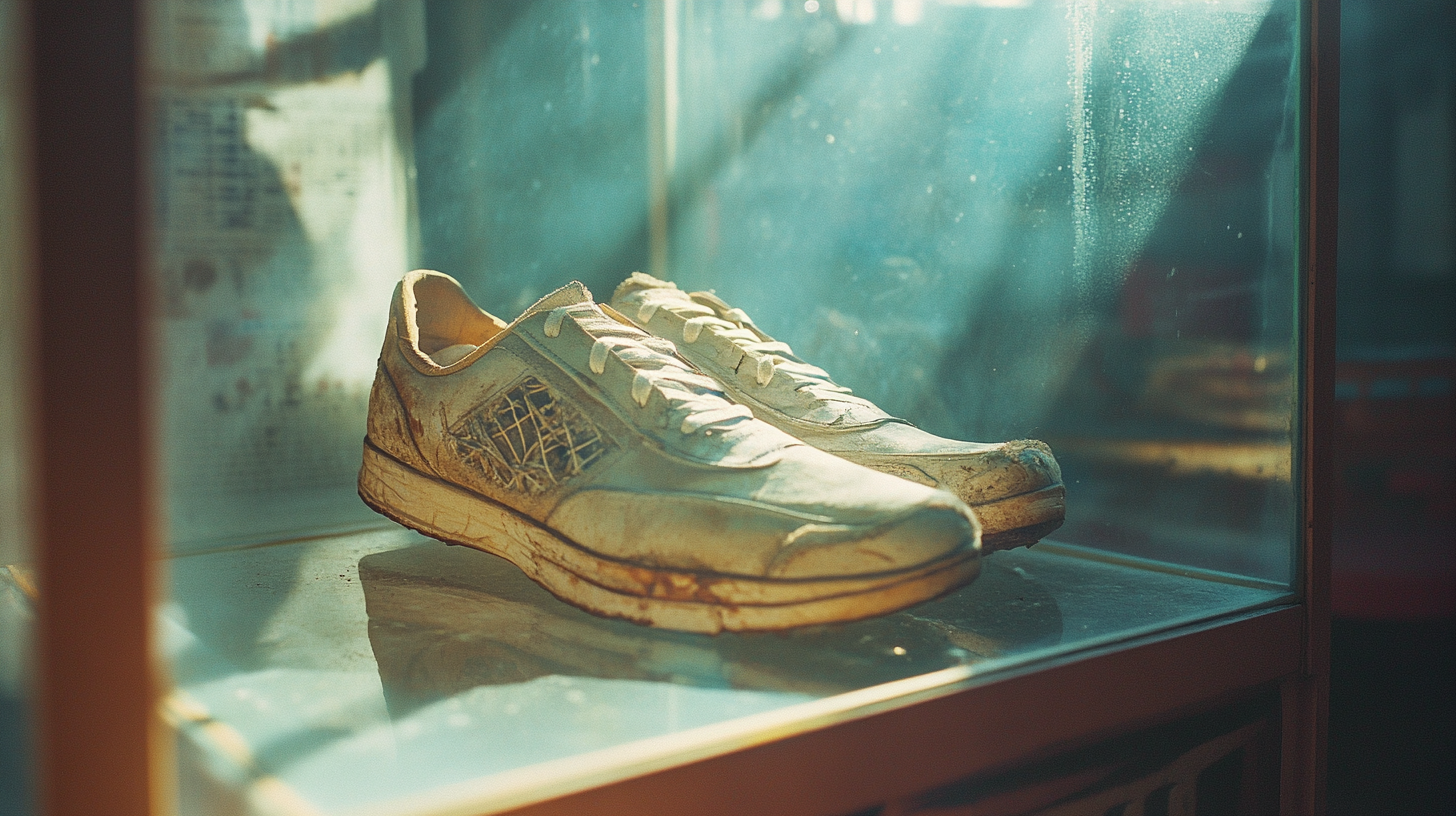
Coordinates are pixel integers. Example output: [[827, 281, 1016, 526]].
[[135, 526, 1294, 814]]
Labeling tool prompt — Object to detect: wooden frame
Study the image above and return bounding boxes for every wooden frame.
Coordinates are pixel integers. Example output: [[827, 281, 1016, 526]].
[[1284, 0, 1338, 811], [26, 2, 168, 815], [18, 0, 1334, 814]]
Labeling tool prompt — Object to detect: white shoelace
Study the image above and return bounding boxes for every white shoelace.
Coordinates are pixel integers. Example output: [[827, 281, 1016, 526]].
[[544, 305, 753, 435], [637, 293, 880, 407]]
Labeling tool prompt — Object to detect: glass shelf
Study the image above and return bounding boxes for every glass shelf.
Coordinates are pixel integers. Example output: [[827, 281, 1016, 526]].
[[150, 528, 1290, 814]]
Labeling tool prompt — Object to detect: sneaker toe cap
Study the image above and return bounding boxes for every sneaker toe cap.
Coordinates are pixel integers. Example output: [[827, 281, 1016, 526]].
[[547, 488, 978, 581], [854, 438, 1062, 505], [765, 500, 978, 579], [920, 439, 1062, 504]]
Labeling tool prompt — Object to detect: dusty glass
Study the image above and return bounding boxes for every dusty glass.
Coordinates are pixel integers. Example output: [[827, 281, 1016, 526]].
[[127, 1, 1306, 812]]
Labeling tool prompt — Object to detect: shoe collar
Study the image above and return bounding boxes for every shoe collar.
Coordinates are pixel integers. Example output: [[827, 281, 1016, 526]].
[[395, 271, 596, 375]]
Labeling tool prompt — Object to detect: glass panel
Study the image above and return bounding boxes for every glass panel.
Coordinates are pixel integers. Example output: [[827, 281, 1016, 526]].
[[0, 0, 34, 810], [150, 0, 421, 551], [648, 0, 1300, 583], [150, 1, 1303, 812]]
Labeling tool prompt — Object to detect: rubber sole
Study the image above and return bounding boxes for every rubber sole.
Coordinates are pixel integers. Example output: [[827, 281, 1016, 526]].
[[358, 442, 981, 634], [973, 484, 1066, 552]]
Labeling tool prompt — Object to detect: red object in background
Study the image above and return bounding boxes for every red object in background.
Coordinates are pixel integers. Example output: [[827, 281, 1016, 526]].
[[1332, 356, 1456, 620]]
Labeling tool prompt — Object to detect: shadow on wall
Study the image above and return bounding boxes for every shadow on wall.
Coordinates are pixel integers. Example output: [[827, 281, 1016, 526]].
[[156, 0, 424, 555]]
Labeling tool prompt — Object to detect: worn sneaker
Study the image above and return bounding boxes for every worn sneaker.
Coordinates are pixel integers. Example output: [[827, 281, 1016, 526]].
[[358, 271, 981, 633], [609, 273, 1064, 552]]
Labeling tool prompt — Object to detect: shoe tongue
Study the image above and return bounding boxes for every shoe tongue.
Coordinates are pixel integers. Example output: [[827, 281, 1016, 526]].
[[616, 273, 892, 427], [520, 280, 593, 318]]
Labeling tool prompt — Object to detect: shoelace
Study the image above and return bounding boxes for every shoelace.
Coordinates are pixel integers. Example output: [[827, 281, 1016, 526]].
[[635, 293, 880, 407], [543, 305, 753, 435]]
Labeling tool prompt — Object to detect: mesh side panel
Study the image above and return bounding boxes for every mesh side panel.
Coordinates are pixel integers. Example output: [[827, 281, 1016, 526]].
[[449, 377, 612, 494]]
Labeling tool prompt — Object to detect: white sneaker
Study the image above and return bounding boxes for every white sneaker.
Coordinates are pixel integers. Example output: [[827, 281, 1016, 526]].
[[358, 271, 981, 632], [610, 273, 1064, 552]]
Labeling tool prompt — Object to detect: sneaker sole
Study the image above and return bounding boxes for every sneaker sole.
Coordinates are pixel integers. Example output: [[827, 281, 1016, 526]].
[[972, 484, 1066, 552], [358, 441, 981, 634]]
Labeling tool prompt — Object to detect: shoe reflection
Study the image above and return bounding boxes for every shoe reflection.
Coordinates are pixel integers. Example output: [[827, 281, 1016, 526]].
[[360, 543, 1061, 717]]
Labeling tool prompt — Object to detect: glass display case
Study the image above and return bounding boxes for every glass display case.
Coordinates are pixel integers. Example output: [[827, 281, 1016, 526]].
[[5, 0, 1336, 813]]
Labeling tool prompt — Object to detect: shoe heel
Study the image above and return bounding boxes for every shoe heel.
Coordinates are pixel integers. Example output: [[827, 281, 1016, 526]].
[[359, 439, 543, 563], [977, 484, 1066, 551]]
